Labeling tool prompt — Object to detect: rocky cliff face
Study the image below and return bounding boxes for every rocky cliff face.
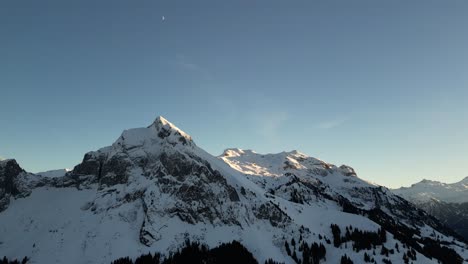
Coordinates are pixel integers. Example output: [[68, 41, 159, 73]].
[[0, 159, 42, 211]]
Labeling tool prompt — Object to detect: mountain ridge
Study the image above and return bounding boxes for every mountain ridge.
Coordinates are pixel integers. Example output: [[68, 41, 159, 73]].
[[1, 116, 467, 264], [394, 177, 468, 204]]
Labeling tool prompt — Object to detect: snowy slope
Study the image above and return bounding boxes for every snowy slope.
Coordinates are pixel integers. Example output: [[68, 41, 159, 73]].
[[1, 117, 467, 264]]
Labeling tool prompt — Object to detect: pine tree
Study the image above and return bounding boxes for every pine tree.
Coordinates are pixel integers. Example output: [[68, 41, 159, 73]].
[[340, 254, 353, 264], [285, 241, 291, 256], [292, 251, 299, 264], [364, 252, 371, 262]]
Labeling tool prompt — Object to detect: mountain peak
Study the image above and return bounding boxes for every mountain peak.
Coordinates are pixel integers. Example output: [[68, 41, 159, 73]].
[[152, 115, 170, 126], [148, 116, 193, 144], [0, 159, 20, 168], [0, 158, 11, 165], [149, 115, 177, 130]]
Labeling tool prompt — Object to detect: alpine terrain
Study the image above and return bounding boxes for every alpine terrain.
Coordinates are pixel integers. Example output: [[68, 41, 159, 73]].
[[1, 116, 467, 264], [394, 178, 468, 241]]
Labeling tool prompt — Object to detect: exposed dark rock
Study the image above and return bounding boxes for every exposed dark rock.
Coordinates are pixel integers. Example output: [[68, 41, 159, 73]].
[[159, 152, 194, 180], [139, 219, 156, 246], [72, 152, 105, 177], [0, 159, 31, 211], [71, 150, 131, 188], [100, 156, 131, 187], [157, 127, 171, 140], [254, 202, 291, 228], [227, 185, 240, 202], [339, 165, 357, 177], [0, 159, 24, 196]]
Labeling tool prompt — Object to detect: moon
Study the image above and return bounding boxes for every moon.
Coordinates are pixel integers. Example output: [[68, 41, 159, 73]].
[[162, 16, 165, 21]]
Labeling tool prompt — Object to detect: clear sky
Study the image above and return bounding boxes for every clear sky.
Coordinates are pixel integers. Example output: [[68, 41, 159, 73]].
[[1, 0, 467, 188]]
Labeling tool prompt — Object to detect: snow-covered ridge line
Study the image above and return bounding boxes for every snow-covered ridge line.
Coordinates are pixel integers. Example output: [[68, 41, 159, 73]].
[[394, 176, 468, 204]]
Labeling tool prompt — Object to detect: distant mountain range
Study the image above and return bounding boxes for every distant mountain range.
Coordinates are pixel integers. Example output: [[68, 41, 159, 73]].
[[394, 177, 468, 241], [1, 116, 467, 264]]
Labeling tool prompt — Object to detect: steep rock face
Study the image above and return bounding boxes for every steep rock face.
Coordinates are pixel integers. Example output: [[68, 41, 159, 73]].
[[0, 159, 41, 211], [0, 159, 24, 195], [71, 149, 131, 187]]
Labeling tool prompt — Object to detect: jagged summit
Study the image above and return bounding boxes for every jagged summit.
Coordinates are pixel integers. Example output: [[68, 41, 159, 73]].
[[108, 116, 195, 156], [70, 116, 201, 188], [0, 159, 15, 166], [153, 115, 169, 124], [0, 159, 24, 173], [148, 115, 194, 146]]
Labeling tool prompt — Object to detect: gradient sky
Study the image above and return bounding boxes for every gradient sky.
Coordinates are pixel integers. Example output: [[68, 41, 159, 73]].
[[1, 0, 467, 188]]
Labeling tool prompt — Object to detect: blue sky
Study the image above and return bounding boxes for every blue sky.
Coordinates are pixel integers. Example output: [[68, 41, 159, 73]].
[[1, 0, 467, 188]]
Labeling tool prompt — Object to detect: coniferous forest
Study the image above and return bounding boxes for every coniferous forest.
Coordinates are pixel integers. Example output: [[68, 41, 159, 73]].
[[111, 240, 260, 264], [4, 233, 465, 264], [0, 257, 29, 264]]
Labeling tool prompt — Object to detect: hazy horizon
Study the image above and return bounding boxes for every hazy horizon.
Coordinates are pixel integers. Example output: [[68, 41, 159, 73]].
[[1, 0, 467, 188]]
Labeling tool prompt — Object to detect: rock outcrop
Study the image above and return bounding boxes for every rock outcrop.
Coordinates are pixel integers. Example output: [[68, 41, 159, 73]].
[[0, 159, 40, 211]]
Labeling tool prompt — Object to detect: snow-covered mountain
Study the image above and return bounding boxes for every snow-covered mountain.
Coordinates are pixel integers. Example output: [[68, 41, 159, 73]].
[[394, 178, 468, 241], [394, 178, 468, 204], [1, 116, 467, 264]]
